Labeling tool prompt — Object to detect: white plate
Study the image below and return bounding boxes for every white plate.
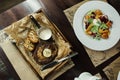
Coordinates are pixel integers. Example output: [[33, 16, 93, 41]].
[[73, 1, 120, 51], [117, 71, 120, 80]]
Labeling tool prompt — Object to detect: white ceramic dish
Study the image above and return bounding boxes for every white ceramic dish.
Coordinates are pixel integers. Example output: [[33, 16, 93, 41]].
[[73, 1, 120, 51], [117, 71, 120, 80]]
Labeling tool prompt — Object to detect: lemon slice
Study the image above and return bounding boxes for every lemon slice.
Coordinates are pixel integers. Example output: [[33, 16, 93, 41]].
[[43, 48, 52, 57]]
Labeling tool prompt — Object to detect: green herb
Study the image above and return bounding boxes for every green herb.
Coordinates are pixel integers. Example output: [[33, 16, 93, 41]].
[[88, 18, 93, 24], [91, 25, 99, 33], [87, 10, 95, 15], [100, 23, 107, 29], [94, 33, 101, 40]]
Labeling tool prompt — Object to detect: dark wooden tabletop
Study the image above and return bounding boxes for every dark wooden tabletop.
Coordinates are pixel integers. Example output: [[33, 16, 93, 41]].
[[0, 0, 119, 80]]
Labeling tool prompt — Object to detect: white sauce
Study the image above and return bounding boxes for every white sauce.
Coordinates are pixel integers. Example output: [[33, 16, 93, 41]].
[[93, 19, 101, 26], [38, 28, 52, 40]]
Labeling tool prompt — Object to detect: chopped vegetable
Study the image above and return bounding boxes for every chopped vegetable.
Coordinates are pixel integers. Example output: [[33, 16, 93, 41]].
[[84, 9, 113, 40]]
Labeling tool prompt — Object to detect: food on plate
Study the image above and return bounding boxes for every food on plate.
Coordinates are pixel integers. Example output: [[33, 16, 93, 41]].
[[34, 42, 58, 65], [84, 9, 113, 40], [22, 28, 58, 64], [23, 30, 39, 51], [28, 30, 39, 43], [24, 38, 35, 51]]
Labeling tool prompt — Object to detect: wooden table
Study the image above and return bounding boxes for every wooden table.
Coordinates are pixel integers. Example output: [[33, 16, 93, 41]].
[[0, 0, 119, 80]]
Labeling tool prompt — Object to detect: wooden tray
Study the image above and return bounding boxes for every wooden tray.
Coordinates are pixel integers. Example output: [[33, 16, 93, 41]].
[[4, 10, 74, 80]]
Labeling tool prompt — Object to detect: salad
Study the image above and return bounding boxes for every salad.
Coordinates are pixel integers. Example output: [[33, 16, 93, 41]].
[[84, 9, 113, 40]]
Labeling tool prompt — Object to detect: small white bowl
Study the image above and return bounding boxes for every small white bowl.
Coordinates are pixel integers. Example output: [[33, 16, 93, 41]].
[[37, 27, 52, 40]]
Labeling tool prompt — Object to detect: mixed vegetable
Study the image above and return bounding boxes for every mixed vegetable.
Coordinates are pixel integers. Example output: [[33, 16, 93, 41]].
[[84, 9, 113, 40]]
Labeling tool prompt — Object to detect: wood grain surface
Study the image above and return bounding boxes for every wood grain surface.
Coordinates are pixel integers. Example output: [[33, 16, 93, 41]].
[[0, 0, 119, 80]]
